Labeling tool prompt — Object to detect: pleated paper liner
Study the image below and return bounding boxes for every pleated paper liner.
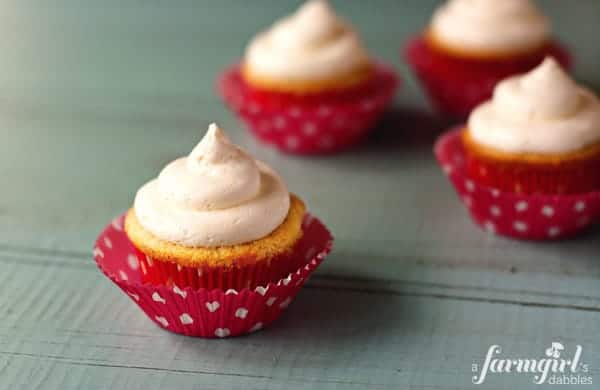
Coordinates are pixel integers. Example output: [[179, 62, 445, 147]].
[[94, 213, 333, 337], [404, 37, 571, 118], [134, 238, 308, 291], [435, 128, 600, 240], [462, 143, 600, 195], [217, 62, 399, 155]]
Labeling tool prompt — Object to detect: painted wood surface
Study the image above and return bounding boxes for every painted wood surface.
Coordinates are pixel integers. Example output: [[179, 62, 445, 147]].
[[1, 1, 599, 389]]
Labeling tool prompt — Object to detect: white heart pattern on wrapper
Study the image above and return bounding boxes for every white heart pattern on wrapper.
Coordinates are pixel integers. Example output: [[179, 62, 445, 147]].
[[173, 285, 187, 299], [93, 212, 333, 338], [205, 301, 220, 313], [214, 328, 231, 338], [152, 292, 166, 304], [179, 313, 194, 325], [154, 316, 169, 327]]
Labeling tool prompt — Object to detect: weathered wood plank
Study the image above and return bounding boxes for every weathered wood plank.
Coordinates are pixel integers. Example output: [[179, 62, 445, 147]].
[[3, 248, 600, 310], [1, 0, 599, 293], [0, 1, 600, 292], [1, 260, 599, 390], [2, 355, 410, 390], [1, 1, 600, 389], [2, 109, 600, 291]]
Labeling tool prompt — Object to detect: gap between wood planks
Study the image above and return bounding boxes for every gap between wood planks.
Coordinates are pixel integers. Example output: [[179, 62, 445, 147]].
[[2, 243, 600, 313], [0, 353, 465, 390], [0, 352, 393, 388]]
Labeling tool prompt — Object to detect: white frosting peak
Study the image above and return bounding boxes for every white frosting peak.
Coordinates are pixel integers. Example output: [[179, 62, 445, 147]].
[[271, 0, 340, 48], [244, 0, 370, 81], [430, 0, 550, 54], [493, 58, 579, 121], [188, 124, 244, 165], [135, 124, 290, 247], [468, 58, 600, 154]]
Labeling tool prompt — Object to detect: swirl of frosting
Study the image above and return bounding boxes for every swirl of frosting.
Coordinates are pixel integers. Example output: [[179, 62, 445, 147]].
[[468, 58, 600, 154], [244, 0, 370, 81], [430, 0, 550, 55], [134, 124, 290, 247]]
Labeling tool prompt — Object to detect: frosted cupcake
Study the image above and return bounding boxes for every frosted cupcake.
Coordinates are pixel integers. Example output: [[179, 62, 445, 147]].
[[462, 58, 600, 194], [125, 124, 308, 290], [405, 0, 571, 118], [218, 0, 398, 154]]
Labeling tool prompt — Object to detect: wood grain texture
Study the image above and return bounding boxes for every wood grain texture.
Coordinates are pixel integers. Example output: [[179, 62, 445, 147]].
[[2, 259, 599, 390], [1, 1, 599, 389]]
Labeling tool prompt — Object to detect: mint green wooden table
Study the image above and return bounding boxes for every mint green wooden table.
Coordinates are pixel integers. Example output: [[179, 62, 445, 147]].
[[1, 1, 599, 389]]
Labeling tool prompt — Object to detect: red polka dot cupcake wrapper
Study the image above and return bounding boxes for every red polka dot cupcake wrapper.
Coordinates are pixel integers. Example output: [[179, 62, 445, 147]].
[[435, 128, 600, 240], [463, 152, 600, 195], [217, 63, 399, 154], [94, 213, 333, 338], [133, 238, 309, 292], [404, 37, 571, 118]]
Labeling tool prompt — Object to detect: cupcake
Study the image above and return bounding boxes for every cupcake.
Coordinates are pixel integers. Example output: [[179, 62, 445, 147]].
[[462, 58, 600, 195], [125, 123, 310, 290], [94, 123, 333, 337], [405, 0, 571, 118], [218, 0, 398, 154]]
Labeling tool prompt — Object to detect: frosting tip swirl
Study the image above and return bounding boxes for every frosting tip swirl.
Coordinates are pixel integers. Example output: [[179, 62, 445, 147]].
[[430, 0, 550, 54], [468, 57, 600, 154], [189, 123, 243, 165], [244, 0, 370, 82], [134, 124, 291, 247]]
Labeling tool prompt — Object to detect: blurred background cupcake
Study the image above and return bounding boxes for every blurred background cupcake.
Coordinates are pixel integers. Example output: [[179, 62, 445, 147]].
[[218, 0, 398, 154], [405, 0, 571, 118], [462, 57, 600, 195]]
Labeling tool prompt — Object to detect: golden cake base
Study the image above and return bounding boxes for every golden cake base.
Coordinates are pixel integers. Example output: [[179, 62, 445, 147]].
[[425, 29, 549, 61], [461, 128, 600, 194], [241, 62, 374, 94], [125, 194, 306, 267], [461, 128, 600, 165]]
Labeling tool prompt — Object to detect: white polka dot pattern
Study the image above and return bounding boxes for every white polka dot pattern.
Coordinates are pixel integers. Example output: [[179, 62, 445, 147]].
[[214, 328, 231, 338], [435, 128, 600, 241], [515, 201, 528, 212], [127, 254, 139, 270], [548, 227, 561, 238], [154, 316, 169, 327], [513, 221, 528, 233], [279, 297, 292, 309], [465, 180, 475, 192], [217, 63, 398, 155], [541, 206, 555, 218], [490, 205, 501, 217], [249, 322, 263, 333], [483, 221, 496, 233], [179, 313, 193, 325]]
